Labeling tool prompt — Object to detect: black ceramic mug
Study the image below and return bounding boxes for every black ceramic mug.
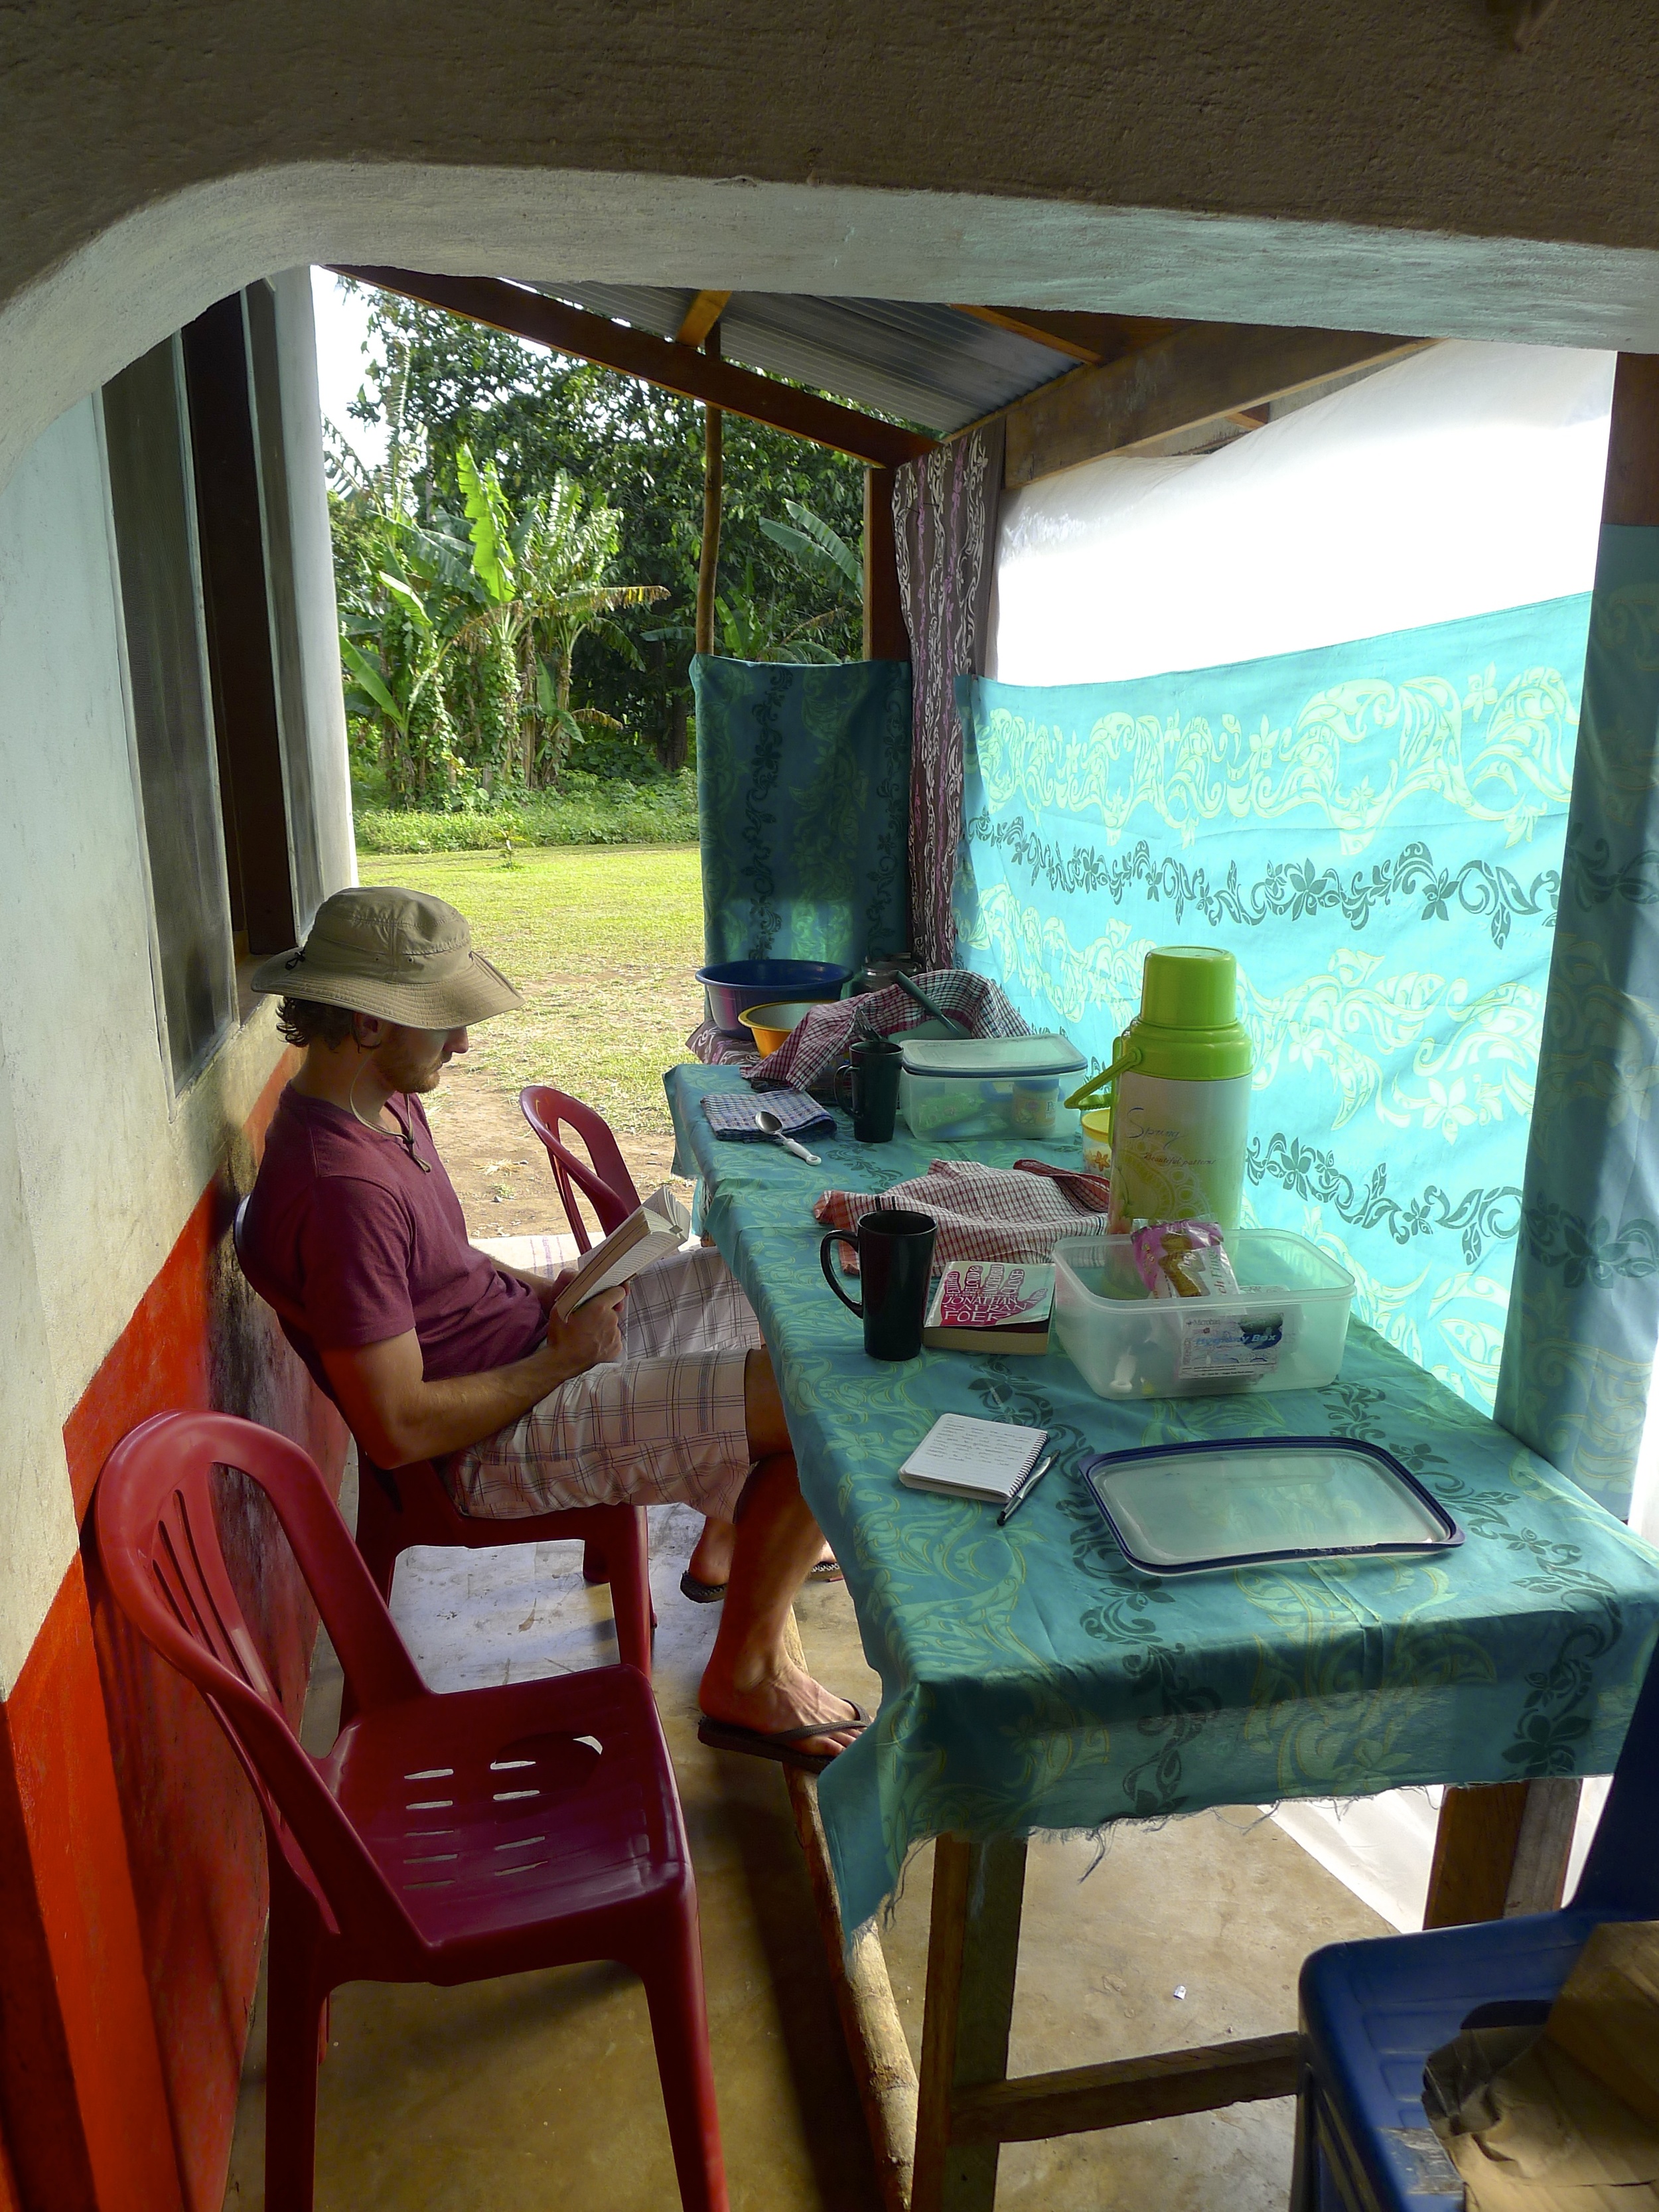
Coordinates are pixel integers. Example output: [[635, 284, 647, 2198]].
[[819, 1207, 938, 1360], [833, 1033, 904, 1143]]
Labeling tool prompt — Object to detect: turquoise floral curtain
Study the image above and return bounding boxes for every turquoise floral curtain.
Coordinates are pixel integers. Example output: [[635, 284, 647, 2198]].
[[693, 655, 912, 968], [1496, 530, 1659, 1516], [956, 594, 1593, 1410]]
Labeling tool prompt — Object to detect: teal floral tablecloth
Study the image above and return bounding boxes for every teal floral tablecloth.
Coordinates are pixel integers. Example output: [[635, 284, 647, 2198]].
[[666, 1064, 1659, 1935]]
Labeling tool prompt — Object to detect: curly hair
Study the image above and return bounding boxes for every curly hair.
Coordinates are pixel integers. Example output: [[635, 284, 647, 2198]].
[[275, 996, 358, 1049]]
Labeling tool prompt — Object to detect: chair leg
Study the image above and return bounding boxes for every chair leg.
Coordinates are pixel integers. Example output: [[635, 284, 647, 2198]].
[[640, 1901, 728, 2212], [609, 1507, 656, 1678], [582, 1536, 609, 1585], [1289, 2068, 1317, 2212], [264, 1874, 327, 2212]]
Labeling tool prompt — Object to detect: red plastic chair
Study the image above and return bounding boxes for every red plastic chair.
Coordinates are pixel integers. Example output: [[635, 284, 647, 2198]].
[[94, 1411, 727, 2212], [520, 1085, 642, 1253], [232, 1202, 653, 1676]]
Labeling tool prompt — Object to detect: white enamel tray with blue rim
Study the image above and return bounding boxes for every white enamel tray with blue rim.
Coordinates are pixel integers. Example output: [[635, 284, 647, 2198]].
[[1079, 1436, 1463, 1577]]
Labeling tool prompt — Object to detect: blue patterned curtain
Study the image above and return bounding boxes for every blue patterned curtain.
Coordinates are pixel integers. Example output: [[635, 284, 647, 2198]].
[[693, 655, 912, 968], [1496, 530, 1659, 1515], [955, 593, 1593, 1410]]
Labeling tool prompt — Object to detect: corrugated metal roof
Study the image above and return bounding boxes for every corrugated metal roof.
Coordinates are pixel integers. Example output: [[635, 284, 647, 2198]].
[[530, 283, 1075, 435]]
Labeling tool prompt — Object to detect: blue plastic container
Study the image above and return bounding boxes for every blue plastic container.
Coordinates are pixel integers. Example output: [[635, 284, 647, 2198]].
[[695, 960, 851, 1035]]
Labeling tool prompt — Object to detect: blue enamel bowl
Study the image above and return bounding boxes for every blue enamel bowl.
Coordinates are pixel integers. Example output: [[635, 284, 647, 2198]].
[[695, 960, 852, 1035]]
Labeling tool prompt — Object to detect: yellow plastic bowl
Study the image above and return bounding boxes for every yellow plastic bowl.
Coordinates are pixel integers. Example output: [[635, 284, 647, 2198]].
[[1080, 1106, 1114, 1175], [739, 1001, 818, 1055]]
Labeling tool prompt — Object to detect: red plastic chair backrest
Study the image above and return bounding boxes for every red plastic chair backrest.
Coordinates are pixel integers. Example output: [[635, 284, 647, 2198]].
[[520, 1087, 641, 1254], [94, 1409, 428, 1959]]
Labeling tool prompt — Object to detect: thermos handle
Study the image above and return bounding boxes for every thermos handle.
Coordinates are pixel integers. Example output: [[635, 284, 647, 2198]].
[[833, 1062, 855, 1114], [820, 1231, 865, 1315], [1066, 1043, 1140, 1114]]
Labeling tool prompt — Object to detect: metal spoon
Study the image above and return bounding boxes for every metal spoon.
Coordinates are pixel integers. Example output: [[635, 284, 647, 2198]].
[[755, 1109, 821, 1163]]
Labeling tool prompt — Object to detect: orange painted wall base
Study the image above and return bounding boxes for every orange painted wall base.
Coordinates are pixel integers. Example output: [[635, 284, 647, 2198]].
[[0, 1053, 346, 2212]]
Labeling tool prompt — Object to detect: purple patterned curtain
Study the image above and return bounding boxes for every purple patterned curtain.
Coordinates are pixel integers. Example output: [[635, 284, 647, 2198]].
[[893, 420, 1004, 968]]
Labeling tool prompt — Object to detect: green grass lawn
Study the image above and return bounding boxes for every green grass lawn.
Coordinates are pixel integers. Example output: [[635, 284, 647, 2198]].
[[357, 844, 704, 1134]]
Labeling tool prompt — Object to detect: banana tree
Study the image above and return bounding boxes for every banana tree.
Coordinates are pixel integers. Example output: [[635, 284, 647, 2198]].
[[338, 522, 467, 802], [453, 445, 664, 787]]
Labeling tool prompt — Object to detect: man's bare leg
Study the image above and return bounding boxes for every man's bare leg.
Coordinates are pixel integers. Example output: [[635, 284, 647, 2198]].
[[695, 1351, 863, 1759], [687, 1512, 835, 1589]]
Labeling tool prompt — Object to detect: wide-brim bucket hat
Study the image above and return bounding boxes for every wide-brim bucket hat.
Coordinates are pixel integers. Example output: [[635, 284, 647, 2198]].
[[249, 886, 524, 1028]]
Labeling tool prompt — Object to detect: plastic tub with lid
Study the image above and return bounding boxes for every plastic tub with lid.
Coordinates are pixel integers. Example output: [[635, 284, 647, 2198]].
[[1051, 1228, 1353, 1399], [899, 1034, 1088, 1143]]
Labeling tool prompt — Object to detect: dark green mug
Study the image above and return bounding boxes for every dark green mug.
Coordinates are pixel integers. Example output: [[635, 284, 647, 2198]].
[[819, 1207, 937, 1360], [833, 1034, 903, 1142]]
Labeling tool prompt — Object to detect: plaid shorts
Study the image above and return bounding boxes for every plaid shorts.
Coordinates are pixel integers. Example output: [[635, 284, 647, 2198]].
[[448, 1244, 764, 1521]]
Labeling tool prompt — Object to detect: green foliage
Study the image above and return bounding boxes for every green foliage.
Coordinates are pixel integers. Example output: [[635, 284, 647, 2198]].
[[327, 287, 868, 788], [352, 769, 699, 853]]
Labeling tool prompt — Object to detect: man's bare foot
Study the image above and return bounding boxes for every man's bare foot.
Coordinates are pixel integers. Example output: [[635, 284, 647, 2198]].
[[687, 1516, 736, 1587], [697, 1655, 865, 1761]]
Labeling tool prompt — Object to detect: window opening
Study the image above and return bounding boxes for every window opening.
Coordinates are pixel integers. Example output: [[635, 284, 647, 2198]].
[[244, 279, 325, 934], [102, 337, 237, 1092], [180, 293, 298, 957]]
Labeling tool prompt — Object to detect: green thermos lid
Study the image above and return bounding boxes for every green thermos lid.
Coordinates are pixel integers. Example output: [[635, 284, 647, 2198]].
[[1129, 946, 1252, 1082], [1142, 946, 1239, 1031], [1064, 944, 1252, 1108]]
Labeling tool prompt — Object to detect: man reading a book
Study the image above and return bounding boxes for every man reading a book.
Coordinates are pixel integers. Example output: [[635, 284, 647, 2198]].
[[238, 887, 863, 1768]]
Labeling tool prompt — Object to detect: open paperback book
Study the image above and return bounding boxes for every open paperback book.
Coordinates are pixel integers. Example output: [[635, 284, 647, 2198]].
[[898, 1414, 1049, 1503], [551, 1186, 692, 1319]]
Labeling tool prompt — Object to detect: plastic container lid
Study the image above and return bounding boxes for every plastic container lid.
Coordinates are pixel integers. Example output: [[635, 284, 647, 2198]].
[[1080, 1436, 1461, 1574], [899, 1034, 1087, 1078]]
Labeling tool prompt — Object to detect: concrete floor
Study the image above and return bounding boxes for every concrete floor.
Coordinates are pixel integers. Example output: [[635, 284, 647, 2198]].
[[222, 1483, 1388, 2211]]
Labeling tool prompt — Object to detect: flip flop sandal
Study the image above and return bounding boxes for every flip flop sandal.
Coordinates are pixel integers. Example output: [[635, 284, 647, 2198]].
[[697, 1702, 870, 1775], [680, 1557, 843, 1604]]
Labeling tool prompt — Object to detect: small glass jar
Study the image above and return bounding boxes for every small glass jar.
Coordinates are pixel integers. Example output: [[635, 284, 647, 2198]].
[[1009, 1078, 1060, 1137]]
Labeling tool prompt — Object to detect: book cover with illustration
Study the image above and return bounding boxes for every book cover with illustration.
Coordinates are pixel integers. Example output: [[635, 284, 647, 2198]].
[[922, 1261, 1054, 1354]]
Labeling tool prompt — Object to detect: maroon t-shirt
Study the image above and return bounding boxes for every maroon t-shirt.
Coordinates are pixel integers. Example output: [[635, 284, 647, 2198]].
[[241, 1084, 545, 1391]]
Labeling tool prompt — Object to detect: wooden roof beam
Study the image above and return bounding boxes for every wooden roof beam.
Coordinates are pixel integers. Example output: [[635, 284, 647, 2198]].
[[952, 305, 1181, 368], [676, 289, 731, 346], [1003, 323, 1429, 486], [332, 268, 935, 469]]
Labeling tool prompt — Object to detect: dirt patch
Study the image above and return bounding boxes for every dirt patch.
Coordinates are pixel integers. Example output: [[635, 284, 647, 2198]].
[[424, 1055, 687, 1242]]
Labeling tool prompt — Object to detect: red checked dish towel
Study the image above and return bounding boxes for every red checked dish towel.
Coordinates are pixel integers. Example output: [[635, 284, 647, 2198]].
[[815, 1157, 1112, 1272], [689, 970, 1030, 1090]]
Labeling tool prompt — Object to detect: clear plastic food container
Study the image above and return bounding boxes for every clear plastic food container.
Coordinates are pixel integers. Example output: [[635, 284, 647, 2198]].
[[899, 1035, 1088, 1143], [1051, 1228, 1354, 1399]]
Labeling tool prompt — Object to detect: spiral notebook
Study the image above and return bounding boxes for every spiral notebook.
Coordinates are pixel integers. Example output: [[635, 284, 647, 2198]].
[[898, 1414, 1049, 1502]]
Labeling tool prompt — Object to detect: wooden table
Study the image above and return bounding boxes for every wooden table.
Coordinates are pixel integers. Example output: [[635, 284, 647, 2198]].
[[783, 1769, 1585, 2212], [666, 1063, 1658, 2212]]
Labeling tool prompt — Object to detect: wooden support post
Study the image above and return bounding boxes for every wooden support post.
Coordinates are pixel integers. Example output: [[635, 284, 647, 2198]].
[[695, 327, 723, 658], [912, 1833, 1027, 2212], [863, 464, 909, 661], [786, 1773, 918, 2212], [1503, 1779, 1583, 1916], [1424, 1784, 1532, 1927], [1603, 352, 1659, 526], [1423, 1777, 1588, 1927]]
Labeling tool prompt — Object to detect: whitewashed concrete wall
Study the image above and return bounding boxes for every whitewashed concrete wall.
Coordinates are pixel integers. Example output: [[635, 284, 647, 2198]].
[[0, 367, 351, 1696]]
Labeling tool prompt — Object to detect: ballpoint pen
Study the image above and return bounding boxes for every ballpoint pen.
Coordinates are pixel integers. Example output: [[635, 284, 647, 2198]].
[[997, 1453, 1054, 1526]]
